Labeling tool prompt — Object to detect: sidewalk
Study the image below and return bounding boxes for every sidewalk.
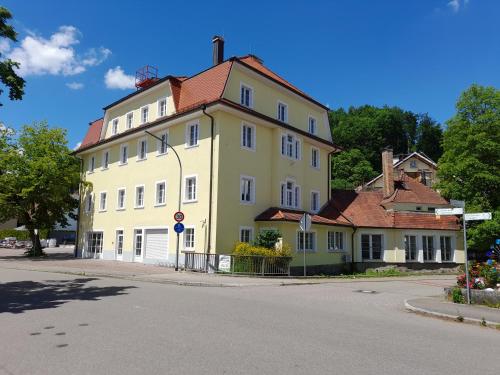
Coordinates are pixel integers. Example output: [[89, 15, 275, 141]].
[[405, 296, 500, 327], [0, 247, 457, 288]]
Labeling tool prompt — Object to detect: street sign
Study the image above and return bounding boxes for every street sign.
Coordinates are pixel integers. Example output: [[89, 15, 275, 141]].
[[450, 199, 465, 208], [299, 214, 312, 231], [435, 208, 464, 216], [174, 223, 185, 234], [174, 211, 185, 222], [464, 212, 492, 221]]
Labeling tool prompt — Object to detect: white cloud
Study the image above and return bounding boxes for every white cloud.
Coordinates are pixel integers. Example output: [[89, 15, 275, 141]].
[[6, 25, 111, 77], [66, 82, 84, 90], [447, 0, 469, 13], [0, 39, 10, 54], [73, 142, 82, 150], [104, 66, 135, 90]]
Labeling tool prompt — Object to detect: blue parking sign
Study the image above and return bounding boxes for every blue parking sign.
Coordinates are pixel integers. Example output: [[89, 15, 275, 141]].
[[174, 223, 185, 234]]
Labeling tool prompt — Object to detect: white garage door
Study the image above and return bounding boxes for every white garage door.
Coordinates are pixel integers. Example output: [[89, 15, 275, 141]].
[[145, 229, 169, 261]]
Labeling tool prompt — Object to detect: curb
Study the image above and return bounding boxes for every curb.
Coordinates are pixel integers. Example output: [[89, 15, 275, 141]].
[[404, 299, 500, 329]]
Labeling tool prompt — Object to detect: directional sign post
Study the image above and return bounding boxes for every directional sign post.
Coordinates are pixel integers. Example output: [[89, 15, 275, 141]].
[[299, 214, 312, 277], [436, 204, 492, 304]]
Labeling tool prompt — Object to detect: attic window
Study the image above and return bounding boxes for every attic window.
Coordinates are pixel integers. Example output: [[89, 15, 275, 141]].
[[410, 160, 417, 168]]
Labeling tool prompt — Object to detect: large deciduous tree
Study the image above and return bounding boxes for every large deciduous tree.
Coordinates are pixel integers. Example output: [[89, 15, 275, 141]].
[[0, 122, 81, 256], [0, 6, 25, 106], [437, 84, 500, 252], [331, 149, 378, 190]]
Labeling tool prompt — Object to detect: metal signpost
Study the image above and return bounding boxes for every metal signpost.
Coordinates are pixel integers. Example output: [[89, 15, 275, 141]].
[[299, 214, 312, 277], [438, 200, 492, 304], [173, 212, 185, 271]]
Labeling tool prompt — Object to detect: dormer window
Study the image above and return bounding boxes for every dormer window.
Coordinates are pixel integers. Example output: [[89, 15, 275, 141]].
[[240, 84, 253, 108], [308, 117, 317, 135], [112, 119, 119, 135], [141, 106, 149, 124], [277, 102, 288, 123], [158, 98, 167, 117]]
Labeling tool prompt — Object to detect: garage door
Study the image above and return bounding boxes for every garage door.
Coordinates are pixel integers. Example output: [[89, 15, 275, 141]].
[[145, 229, 169, 261]]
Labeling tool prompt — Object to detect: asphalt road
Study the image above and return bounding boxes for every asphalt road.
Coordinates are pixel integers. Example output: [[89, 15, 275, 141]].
[[0, 268, 498, 375]]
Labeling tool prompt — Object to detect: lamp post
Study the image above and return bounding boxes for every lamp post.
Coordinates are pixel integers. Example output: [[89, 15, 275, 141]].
[[145, 130, 182, 271]]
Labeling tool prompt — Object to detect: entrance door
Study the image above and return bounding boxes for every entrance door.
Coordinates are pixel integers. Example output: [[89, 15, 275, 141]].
[[145, 229, 169, 262], [86, 232, 103, 259], [134, 229, 143, 262], [115, 230, 123, 260]]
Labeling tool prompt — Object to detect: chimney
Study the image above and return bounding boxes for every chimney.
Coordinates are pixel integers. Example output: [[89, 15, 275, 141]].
[[382, 147, 395, 198], [212, 35, 224, 65]]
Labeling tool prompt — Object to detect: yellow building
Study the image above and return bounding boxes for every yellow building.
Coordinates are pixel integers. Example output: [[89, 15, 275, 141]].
[[75, 37, 463, 274]]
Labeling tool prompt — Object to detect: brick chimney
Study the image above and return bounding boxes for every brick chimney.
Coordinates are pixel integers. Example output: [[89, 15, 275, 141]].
[[212, 35, 224, 66], [382, 147, 395, 198]]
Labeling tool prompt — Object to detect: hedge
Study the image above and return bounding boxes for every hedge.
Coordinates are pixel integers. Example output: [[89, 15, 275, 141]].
[[0, 229, 50, 240]]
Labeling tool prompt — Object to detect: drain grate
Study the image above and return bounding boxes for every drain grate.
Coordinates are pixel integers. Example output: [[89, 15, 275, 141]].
[[354, 289, 377, 294]]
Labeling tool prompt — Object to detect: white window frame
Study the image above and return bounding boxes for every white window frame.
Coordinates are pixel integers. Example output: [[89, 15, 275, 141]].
[[101, 149, 110, 170], [240, 82, 254, 108], [99, 191, 107, 212], [158, 97, 167, 118], [140, 105, 149, 124], [137, 138, 148, 161], [308, 116, 317, 135], [404, 234, 418, 262], [111, 118, 119, 135], [155, 180, 167, 207], [135, 184, 145, 209], [84, 193, 93, 213], [361, 234, 384, 261], [88, 155, 95, 173], [310, 190, 320, 213], [296, 230, 316, 253], [183, 226, 195, 251], [240, 175, 256, 205], [280, 132, 301, 160], [239, 226, 254, 243], [311, 147, 320, 169], [156, 131, 169, 156], [327, 231, 345, 252], [280, 179, 301, 209], [183, 175, 198, 203], [185, 121, 199, 148], [440, 235, 454, 262], [422, 235, 435, 262], [277, 101, 288, 123], [119, 143, 128, 166], [116, 188, 126, 211], [126, 112, 134, 129], [115, 229, 124, 259], [134, 229, 144, 259], [241, 122, 256, 151]]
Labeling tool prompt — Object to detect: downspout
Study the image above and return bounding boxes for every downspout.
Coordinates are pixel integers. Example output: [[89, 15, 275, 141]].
[[201, 104, 215, 257], [327, 150, 335, 201], [74, 157, 84, 258]]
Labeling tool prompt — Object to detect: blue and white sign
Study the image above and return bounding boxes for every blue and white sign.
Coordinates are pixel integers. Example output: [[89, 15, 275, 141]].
[[174, 223, 185, 234]]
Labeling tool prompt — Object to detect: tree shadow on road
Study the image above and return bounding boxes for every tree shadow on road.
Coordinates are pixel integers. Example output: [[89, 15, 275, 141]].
[[0, 277, 136, 314]]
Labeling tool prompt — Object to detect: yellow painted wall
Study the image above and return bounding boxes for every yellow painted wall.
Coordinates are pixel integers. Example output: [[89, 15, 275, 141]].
[[223, 65, 332, 142]]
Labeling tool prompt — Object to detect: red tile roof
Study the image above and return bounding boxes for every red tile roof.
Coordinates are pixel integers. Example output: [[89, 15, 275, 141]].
[[80, 119, 103, 149], [327, 189, 460, 230], [380, 176, 448, 206], [255, 207, 353, 227]]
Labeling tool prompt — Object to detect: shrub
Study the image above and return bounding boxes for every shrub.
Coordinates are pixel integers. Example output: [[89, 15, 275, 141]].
[[456, 261, 498, 289], [0, 229, 49, 241], [253, 229, 282, 249], [232, 242, 291, 258], [451, 287, 465, 304]]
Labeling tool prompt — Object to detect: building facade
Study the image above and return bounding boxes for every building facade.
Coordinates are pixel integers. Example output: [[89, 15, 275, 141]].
[[75, 37, 463, 274]]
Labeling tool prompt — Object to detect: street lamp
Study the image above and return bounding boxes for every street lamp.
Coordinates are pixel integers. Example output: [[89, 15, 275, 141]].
[[145, 130, 183, 271]]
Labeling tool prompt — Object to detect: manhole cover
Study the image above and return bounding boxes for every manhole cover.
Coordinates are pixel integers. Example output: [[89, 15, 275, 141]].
[[354, 289, 377, 294]]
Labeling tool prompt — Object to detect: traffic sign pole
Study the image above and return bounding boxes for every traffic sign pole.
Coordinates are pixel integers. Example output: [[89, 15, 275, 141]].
[[463, 208, 471, 304]]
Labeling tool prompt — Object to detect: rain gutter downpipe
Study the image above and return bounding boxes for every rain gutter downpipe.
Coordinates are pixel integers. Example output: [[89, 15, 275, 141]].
[[74, 157, 84, 258], [202, 104, 215, 270]]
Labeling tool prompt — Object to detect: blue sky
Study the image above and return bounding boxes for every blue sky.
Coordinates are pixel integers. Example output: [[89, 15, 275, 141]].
[[1, 0, 499, 149]]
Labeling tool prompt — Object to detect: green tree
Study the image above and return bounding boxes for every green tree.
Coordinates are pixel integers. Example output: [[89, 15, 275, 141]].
[[329, 105, 443, 173], [0, 6, 25, 106], [437, 84, 500, 251], [331, 148, 378, 189], [0, 122, 81, 256]]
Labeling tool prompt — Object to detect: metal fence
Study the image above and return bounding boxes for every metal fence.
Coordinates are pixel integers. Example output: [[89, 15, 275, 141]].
[[183, 252, 292, 276]]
